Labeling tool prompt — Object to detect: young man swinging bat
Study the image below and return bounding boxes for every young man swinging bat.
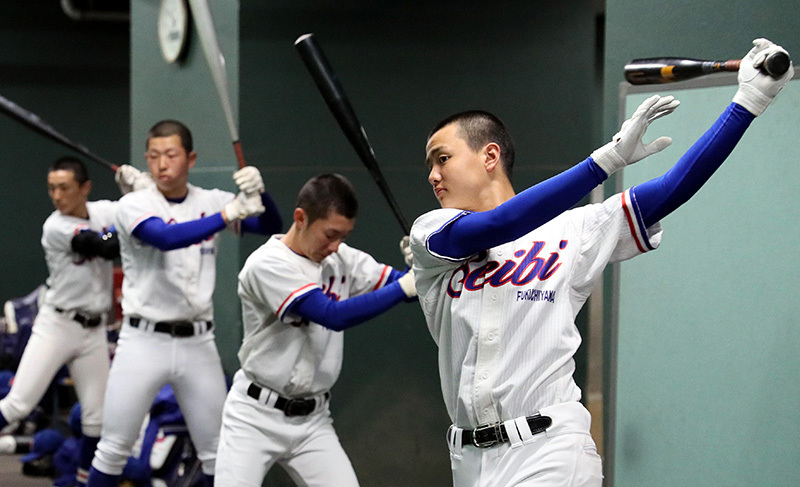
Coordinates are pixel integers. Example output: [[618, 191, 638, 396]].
[[409, 38, 792, 486], [214, 173, 416, 487], [87, 120, 283, 487]]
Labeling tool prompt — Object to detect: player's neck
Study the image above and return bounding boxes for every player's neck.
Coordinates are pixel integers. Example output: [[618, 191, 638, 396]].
[[281, 225, 305, 259], [470, 182, 516, 212]]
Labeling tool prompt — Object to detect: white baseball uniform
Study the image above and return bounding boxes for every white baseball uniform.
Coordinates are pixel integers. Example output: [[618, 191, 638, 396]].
[[215, 235, 393, 487], [0, 200, 118, 436], [410, 188, 662, 487], [91, 184, 234, 478]]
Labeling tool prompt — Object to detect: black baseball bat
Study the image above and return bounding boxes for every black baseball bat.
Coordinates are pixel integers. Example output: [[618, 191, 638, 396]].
[[294, 33, 411, 235], [625, 51, 791, 85], [0, 94, 118, 172]]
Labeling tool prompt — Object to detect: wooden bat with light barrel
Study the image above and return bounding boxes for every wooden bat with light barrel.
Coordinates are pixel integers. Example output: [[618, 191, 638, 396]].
[[294, 33, 411, 235], [625, 51, 791, 85], [0, 94, 118, 172], [187, 0, 246, 168]]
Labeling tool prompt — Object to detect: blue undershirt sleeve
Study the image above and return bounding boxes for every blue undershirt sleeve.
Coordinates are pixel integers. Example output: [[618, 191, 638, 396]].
[[428, 158, 608, 259], [288, 280, 408, 332], [633, 102, 755, 228], [240, 192, 283, 236], [132, 213, 226, 251]]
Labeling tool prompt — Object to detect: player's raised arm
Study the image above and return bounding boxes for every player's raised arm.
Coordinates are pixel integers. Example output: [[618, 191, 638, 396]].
[[423, 95, 679, 261], [631, 38, 793, 228]]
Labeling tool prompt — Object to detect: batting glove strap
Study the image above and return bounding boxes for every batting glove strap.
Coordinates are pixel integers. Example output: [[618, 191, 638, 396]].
[[224, 192, 265, 223]]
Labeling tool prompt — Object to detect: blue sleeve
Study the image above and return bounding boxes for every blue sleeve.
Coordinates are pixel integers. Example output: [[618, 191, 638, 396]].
[[132, 213, 226, 251], [633, 103, 755, 228], [240, 192, 283, 236], [287, 280, 408, 332], [429, 159, 608, 259]]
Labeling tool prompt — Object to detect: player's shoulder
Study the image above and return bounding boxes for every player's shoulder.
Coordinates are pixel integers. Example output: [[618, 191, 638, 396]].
[[240, 235, 295, 277], [188, 184, 235, 203], [410, 208, 469, 243]]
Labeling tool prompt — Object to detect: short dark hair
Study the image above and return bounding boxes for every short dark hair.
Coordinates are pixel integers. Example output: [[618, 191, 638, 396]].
[[49, 156, 89, 184], [429, 110, 515, 181], [147, 120, 193, 152], [296, 173, 358, 224]]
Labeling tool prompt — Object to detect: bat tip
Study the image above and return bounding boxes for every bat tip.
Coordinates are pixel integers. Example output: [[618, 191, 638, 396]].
[[295, 33, 314, 45]]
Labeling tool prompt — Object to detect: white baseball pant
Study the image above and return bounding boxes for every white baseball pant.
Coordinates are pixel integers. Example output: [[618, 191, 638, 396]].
[[0, 305, 108, 436], [215, 369, 359, 487], [447, 402, 602, 487], [91, 322, 227, 476]]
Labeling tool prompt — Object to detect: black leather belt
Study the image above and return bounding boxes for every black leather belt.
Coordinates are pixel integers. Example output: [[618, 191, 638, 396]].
[[55, 308, 103, 328], [128, 317, 213, 337], [247, 383, 330, 417], [460, 414, 552, 448]]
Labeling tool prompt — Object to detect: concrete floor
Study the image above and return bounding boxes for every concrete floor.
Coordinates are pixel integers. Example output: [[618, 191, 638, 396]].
[[0, 453, 52, 487]]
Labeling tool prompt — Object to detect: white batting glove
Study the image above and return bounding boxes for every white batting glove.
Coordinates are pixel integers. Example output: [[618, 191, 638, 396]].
[[399, 236, 413, 268], [732, 38, 794, 116], [233, 166, 265, 194], [223, 191, 265, 223], [590, 94, 680, 175], [115, 165, 154, 194], [397, 269, 417, 298]]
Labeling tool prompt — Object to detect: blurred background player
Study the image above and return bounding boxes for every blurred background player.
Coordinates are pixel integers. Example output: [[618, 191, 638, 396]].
[[410, 38, 792, 487], [0, 156, 151, 486], [87, 120, 282, 487], [215, 173, 416, 486]]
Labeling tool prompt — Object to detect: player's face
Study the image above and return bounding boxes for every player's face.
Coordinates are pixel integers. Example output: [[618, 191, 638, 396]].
[[299, 211, 355, 263], [145, 135, 196, 199], [47, 169, 90, 218], [425, 123, 491, 211]]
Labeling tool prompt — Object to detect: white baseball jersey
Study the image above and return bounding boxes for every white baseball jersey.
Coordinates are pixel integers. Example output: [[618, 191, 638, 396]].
[[41, 200, 118, 315], [409, 188, 662, 428], [237, 234, 392, 397], [115, 184, 234, 321]]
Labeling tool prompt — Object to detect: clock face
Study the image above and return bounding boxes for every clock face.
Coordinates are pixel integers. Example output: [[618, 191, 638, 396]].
[[158, 0, 188, 63]]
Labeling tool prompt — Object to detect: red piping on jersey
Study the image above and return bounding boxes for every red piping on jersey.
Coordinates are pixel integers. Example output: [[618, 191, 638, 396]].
[[277, 283, 317, 318], [373, 265, 390, 291], [129, 212, 159, 233], [622, 191, 647, 253]]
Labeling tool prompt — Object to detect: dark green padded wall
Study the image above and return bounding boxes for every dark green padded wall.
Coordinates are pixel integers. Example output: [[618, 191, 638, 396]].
[[239, 1, 600, 484], [130, 0, 244, 375], [0, 3, 129, 304]]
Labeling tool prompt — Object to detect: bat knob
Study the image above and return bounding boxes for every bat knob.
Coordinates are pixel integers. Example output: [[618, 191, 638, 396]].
[[763, 51, 791, 78]]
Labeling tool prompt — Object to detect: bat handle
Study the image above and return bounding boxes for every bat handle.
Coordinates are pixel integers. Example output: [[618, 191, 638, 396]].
[[763, 50, 791, 77], [233, 140, 246, 169]]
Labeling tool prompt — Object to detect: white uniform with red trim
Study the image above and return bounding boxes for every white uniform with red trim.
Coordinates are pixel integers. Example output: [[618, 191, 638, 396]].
[[215, 234, 392, 487], [92, 183, 234, 477], [0, 200, 117, 436], [409, 188, 661, 487]]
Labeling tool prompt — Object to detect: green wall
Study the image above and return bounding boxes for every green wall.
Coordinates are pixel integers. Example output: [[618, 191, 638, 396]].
[[604, 1, 800, 484], [0, 3, 129, 304]]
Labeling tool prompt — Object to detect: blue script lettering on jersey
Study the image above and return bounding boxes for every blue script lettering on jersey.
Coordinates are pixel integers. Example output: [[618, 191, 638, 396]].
[[447, 240, 567, 298], [200, 247, 215, 255]]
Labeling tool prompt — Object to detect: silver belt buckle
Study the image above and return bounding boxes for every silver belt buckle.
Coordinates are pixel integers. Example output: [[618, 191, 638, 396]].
[[471, 423, 502, 448]]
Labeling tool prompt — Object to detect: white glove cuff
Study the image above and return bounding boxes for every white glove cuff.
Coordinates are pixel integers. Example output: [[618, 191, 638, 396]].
[[733, 83, 771, 116], [398, 272, 417, 298], [590, 142, 625, 175]]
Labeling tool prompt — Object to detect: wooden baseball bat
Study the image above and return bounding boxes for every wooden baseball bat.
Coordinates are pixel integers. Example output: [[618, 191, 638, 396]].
[[625, 51, 791, 85], [294, 33, 411, 235], [186, 0, 245, 168], [0, 94, 118, 172]]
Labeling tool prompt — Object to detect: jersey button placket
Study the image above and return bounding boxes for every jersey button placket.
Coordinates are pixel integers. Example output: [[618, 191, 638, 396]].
[[472, 248, 505, 426]]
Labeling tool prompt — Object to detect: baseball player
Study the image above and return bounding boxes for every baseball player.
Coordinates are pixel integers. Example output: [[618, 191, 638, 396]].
[[409, 38, 792, 487], [214, 173, 416, 487], [0, 156, 151, 486], [86, 120, 282, 487]]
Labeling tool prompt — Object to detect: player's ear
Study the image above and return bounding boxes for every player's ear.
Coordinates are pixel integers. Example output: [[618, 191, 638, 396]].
[[483, 142, 501, 173], [187, 151, 197, 170], [80, 180, 92, 198], [293, 208, 307, 228]]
